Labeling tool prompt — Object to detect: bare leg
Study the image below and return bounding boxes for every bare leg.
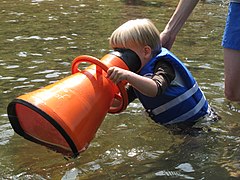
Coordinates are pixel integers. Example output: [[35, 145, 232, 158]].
[[224, 48, 240, 102]]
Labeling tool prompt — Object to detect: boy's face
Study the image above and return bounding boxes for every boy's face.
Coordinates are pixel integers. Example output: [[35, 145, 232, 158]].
[[128, 45, 152, 69]]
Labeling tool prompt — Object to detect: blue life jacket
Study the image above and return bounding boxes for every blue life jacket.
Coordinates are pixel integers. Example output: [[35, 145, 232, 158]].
[[134, 48, 209, 125]]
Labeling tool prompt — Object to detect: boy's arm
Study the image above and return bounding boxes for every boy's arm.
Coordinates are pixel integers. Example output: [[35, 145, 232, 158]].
[[107, 67, 159, 97], [160, 0, 199, 50], [107, 61, 175, 97], [152, 60, 175, 96]]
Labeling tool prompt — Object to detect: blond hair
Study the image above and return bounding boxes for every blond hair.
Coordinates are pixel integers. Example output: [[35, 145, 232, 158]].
[[109, 18, 161, 54]]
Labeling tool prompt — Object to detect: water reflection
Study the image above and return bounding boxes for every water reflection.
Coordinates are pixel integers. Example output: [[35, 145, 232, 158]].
[[0, 0, 239, 179]]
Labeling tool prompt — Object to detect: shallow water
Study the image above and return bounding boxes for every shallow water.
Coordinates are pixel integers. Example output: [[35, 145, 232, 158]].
[[0, 0, 240, 179]]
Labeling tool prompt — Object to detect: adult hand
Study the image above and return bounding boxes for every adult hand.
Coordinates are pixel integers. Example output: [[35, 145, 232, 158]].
[[160, 0, 199, 50], [160, 30, 176, 50]]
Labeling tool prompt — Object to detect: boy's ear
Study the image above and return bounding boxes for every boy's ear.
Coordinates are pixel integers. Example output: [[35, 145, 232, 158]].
[[144, 45, 152, 58]]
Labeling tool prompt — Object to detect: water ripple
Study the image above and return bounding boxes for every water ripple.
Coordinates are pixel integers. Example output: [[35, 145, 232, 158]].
[[7, 35, 59, 42], [5, 65, 19, 69], [34, 69, 55, 74], [0, 76, 15, 80], [62, 168, 79, 180], [45, 72, 61, 78], [13, 85, 34, 89], [0, 124, 14, 146], [155, 170, 194, 179], [31, 79, 46, 83], [176, 163, 195, 173]]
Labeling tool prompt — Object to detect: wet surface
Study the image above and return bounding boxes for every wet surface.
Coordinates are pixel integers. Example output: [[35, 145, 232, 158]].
[[0, 0, 239, 179]]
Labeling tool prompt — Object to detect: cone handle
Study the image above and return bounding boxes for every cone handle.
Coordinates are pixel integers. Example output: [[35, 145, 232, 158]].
[[71, 55, 128, 113]]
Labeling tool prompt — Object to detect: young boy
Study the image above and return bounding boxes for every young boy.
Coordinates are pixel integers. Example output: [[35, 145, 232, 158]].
[[107, 18, 210, 125]]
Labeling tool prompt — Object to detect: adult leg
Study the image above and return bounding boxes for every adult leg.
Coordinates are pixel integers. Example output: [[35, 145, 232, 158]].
[[224, 48, 240, 102]]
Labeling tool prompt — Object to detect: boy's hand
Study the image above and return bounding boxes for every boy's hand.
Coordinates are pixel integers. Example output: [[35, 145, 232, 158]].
[[107, 67, 129, 84], [107, 66, 158, 97]]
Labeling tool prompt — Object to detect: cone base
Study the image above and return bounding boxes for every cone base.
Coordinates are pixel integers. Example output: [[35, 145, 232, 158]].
[[7, 99, 80, 157]]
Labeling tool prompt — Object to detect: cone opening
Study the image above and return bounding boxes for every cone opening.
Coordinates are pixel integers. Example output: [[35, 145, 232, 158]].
[[7, 99, 79, 157]]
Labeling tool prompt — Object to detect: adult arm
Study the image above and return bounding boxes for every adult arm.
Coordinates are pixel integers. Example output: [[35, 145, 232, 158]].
[[160, 0, 199, 50]]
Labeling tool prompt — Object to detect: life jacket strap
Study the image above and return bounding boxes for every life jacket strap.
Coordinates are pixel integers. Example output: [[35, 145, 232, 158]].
[[165, 94, 208, 125], [152, 82, 199, 115]]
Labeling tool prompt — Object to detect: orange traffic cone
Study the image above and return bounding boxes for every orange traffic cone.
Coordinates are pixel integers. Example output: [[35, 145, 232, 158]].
[[7, 50, 140, 157]]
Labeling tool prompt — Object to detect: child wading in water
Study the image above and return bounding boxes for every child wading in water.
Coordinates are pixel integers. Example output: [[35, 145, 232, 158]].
[[107, 18, 213, 126]]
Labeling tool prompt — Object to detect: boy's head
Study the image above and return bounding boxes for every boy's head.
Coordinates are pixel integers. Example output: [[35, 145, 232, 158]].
[[109, 18, 161, 67]]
